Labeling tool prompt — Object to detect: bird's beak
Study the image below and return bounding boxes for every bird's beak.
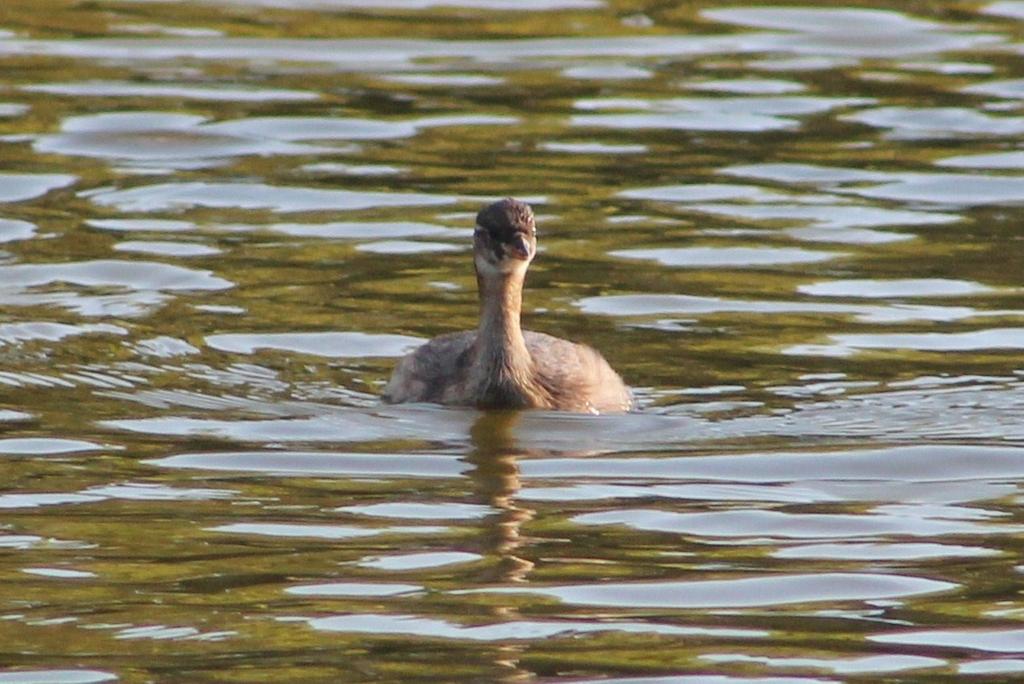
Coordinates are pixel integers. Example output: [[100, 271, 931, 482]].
[[508, 233, 532, 260]]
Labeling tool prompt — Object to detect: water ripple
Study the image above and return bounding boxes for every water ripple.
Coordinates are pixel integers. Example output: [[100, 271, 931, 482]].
[[464, 573, 956, 608], [88, 182, 455, 213], [148, 451, 469, 478], [24, 81, 319, 102], [611, 246, 841, 268], [0, 173, 76, 202], [0, 219, 36, 243], [573, 508, 1016, 540], [870, 628, 1024, 653], [704, 7, 1000, 57], [701, 653, 944, 675], [0, 672, 117, 684], [205, 332, 424, 358], [305, 613, 767, 640]]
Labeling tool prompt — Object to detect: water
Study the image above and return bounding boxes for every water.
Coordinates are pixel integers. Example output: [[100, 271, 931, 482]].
[[2, 0, 1024, 681]]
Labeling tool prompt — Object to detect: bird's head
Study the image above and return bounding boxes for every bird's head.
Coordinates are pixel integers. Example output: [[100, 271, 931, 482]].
[[473, 198, 537, 278]]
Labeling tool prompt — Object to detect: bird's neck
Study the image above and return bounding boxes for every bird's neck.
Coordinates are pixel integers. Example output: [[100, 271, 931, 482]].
[[477, 271, 530, 369], [473, 271, 536, 405]]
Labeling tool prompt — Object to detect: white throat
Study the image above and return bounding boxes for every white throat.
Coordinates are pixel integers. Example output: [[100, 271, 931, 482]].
[[474, 252, 530, 278]]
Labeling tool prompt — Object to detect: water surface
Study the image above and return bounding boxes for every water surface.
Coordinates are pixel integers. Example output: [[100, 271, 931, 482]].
[[2, 1, 1024, 682]]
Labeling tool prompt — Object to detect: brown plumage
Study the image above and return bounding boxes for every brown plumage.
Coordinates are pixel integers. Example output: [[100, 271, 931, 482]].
[[383, 198, 633, 414]]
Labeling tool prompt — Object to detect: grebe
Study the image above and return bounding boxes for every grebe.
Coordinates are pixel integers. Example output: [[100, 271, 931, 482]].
[[383, 198, 633, 413]]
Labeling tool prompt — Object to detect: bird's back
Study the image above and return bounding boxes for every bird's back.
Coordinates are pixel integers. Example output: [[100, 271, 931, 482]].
[[382, 331, 475, 406], [383, 329, 632, 413], [523, 330, 633, 413]]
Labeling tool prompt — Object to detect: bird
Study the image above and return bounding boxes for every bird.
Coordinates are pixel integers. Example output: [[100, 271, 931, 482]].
[[383, 198, 633, 413]]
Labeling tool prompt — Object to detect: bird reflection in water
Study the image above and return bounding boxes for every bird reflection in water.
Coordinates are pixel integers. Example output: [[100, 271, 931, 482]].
[[466, 410, 537, 682], [466, 410, 535, 584]]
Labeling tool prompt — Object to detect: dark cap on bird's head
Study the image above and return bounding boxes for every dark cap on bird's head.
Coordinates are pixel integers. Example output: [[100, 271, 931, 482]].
[[475, 198, 536, 262]]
